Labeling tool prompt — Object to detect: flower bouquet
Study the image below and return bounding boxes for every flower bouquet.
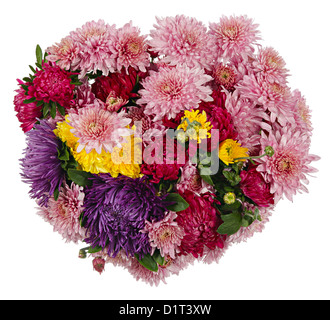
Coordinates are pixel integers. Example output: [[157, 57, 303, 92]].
[[15, 15, 319, 286]]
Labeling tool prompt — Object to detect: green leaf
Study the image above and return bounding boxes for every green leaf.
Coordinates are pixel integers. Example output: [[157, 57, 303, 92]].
[[217, 212, 242, 235], [67, 169, 93, 187], [135, 253, 158, 272], [36, 45, 43, 65], [42, 103, 50, 118], [57, 104, 66, 116], [50, 101, 57, 119], [57, 145, 70, 161], [36, 100, 44, 107], [88, 245, 103, 254], [29, 65, 36, 74], [152, 249, 165, 266], [200, 174, 214, 186], [220, 200, 242, 212], [23, 97, 36, 104], [53, 186, 60, 201], [23, 77, 33, 83], [165, 193, 189, 212]]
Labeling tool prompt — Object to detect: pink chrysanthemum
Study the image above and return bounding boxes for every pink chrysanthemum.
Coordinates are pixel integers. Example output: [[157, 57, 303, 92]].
[[292, 89, 313, 135], [176, 192, 225, 258], [256, 127, 320, 203], [253, 47, 289, 84], [37, 182, 85, 243], [212, 63, 237, 91], [236, 74, 295, 126], [209, 15, 261, 61], [127, 257, 171, 286], [225, 90, 270, 153], [111, 21, 150, 73], [70, 19, 116, 77], [28, 62, 75, 107], [227, 203, 273, 244], [176, 161, 215, 196], [14, 81, 42, 132], [68, 104, 131, 154], [47, 35, 81, 71], [138, 64, 213, 121], [143, 211, 185, 259], [149, 15, 217, 70]]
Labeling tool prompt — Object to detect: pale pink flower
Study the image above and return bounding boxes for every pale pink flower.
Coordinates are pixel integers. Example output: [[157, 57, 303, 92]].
[[37, 182, 85, 243], [70, 19, 116, 77], [209, 15, 261, 61], [127, 257, 170, 286], [200, 242, 229, 264], [292, 89, 313, 135], [225, 90, 271, 153], [143, 211, 185, 259], [149, 15, 217, 70], [68, 103, 131, 154], [236, 74, 295, 126], [47, 35, 81, 70], [253, 47, 289, 84], [227, 203, 273, 244], [111, 21, 150, 72], [176, 161, 215, 195], [138, 64, 213, 121], [256, 127, 320, 203], [212, 63, 237, 91]]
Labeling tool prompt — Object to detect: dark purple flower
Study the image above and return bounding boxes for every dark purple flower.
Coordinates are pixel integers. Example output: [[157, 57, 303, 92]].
[[20, 120, 65, 207], [82, 174, 167, 258]]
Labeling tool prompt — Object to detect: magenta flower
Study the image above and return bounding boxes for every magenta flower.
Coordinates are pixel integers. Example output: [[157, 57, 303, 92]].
[[14, 81, 42, 132], [149, 15, 217, 70], [68, 104, 131, 154], [240, 166, 274, 207], [28, 62, 75, 107], [138, 64, 213, 121], [176, 192, 225, 258]]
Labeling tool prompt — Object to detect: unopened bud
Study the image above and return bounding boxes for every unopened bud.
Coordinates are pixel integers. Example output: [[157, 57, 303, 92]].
[[264, 146, 275, 157], [78, 249, 87, 259], [93, 257, 106, 275], [223, 192, 236, 205]]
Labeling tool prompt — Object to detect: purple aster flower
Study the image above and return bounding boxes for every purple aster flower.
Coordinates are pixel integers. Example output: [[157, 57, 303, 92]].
[[20, 120, 65, 207], [82, 174, 167, 258]]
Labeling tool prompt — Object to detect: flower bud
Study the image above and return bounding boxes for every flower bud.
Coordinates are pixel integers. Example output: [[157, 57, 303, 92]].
[[223, 192, 236, 204], [92, 257, 106, 275], [264, 146, 275, 157], [78, 249, 87, 259]]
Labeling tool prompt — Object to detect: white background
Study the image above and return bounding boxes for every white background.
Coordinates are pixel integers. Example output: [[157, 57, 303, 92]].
[[1, 0, 329, 300]]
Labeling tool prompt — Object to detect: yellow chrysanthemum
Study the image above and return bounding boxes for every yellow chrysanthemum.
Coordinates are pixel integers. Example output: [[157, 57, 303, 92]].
[[219, 139, 249, 166], [177, 109, 212, 143], [54, 117, 142, 178]]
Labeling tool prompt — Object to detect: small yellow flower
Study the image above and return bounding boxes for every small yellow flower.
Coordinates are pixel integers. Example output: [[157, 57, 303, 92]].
[[177, 109, 212, 143], [219, 139, 249, 166], [223, 192, 236, 204]]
